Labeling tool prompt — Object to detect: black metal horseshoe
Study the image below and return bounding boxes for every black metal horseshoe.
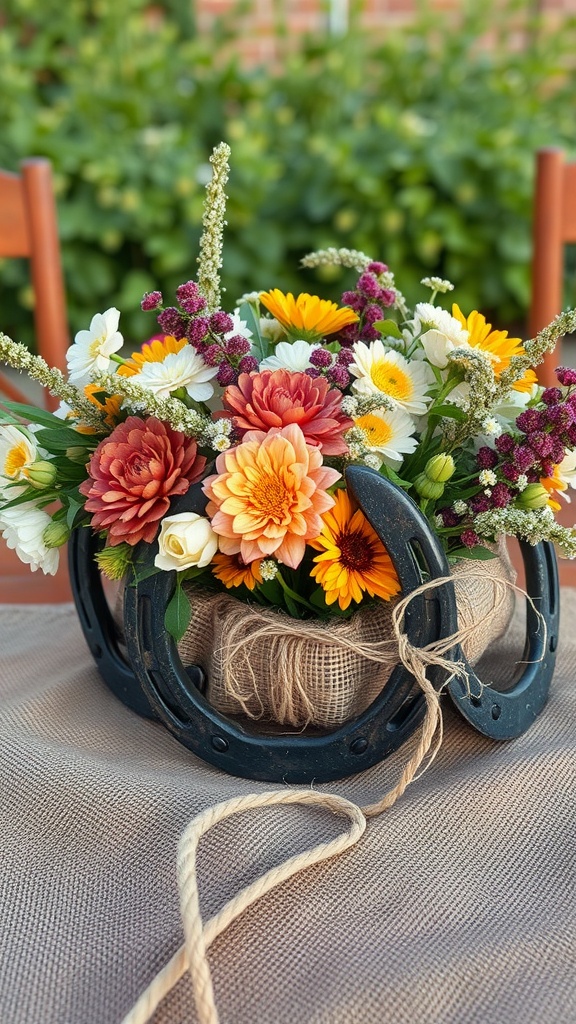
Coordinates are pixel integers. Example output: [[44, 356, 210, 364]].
[[69, 467, 558, 783]]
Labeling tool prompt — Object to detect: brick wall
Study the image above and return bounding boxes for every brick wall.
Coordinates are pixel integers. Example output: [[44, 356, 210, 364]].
[[196, 0, 576, 64]]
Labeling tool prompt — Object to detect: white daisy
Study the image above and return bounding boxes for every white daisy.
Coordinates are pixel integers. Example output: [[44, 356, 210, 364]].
[[259, 340, 323, 372], [135, 347, 219, 402], [0, 502, 59, 575], [353, 406, 417, 470], [350, 341, 432, 416], [66, 307, 123, 385]]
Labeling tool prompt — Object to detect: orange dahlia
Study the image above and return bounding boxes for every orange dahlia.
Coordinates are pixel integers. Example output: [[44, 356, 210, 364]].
[[452, 305, 537, 393], [202, 423, 340, 570], [260, 290, 359, 341], [309, 488, 400, 610]]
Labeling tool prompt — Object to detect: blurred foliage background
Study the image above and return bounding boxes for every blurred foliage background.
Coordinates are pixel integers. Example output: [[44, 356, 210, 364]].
[[1, 0, 575, 346]]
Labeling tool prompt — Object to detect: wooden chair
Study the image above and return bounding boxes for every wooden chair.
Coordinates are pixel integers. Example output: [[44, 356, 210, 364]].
[[529, 148, 576, 388], [528, 149, 576, 586], [0, 158, 72, 602]]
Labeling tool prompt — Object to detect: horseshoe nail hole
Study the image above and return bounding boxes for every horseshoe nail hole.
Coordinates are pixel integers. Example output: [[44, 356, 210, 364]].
[[550, 634, 558, 652], [350, 737, 368, 755], [491, 704, 502, 720], [92, 643, 103, 659], [469, 695, 482, 708], [212, 735, 229, 753]]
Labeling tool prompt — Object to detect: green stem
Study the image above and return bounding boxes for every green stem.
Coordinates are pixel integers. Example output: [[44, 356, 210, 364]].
[[110, 353, 129, 366], [276, 570, 317, 614]]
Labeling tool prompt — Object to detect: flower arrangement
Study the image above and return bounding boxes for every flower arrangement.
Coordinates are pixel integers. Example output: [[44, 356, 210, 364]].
[[1, 142, 576, 647]]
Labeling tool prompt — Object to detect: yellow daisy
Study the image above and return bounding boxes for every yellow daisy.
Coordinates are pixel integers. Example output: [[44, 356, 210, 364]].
[[309, 489, 400, 610], [212, 551, 263, 591], [540, 466, 567, 511], [452, 305, 537, 393], [260, 289, 359, 341], [117, 334, 188, 377]]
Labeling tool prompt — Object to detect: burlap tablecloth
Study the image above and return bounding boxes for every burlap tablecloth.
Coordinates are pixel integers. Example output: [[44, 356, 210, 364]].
[[1, 594, 575, 1024]]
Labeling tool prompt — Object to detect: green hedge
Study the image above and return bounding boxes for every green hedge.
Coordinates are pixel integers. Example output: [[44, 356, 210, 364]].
[[1, 0, 576, 347]]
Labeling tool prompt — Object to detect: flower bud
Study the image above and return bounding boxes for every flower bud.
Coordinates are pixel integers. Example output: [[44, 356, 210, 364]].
[[25, 460, 57, 489], [516, 483, 550, 510], [414, 472, 445, 500], [66, 446, 90, 464], [425, 453, 456, 483], [42, 520, 71, 549]]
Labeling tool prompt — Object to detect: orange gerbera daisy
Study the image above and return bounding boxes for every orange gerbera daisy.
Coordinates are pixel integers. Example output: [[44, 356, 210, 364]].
[[212, 552, 263, 591], [260, 289, 359, 341], [452, 304, 537, 393], [84, 384, 123, 428], [540, 466, 567, 511], [202, 423, 340, 570], [309, 488, 400, 610], [117, 334, 188, 376]]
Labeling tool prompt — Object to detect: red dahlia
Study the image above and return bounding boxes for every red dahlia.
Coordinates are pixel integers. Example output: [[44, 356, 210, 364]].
[[79, 416, 206, 546]]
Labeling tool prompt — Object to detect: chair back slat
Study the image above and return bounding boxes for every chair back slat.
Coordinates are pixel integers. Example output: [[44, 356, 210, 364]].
[[560, 163, 576, 242], [0, 170, 31, 257]]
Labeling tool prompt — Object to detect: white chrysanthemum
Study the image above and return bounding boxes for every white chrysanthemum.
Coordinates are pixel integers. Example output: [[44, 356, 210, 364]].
[[135, 347, 218, 402], [259, 317, 285, 344], [479, 469, 497, 487], [66, 307, 123, 385], [350, 341, 432, 416], [0, 503, 59, 575], [226, 309, 253, 341], [353, 406, 418, 470], [481, 416, 503, 437], [259, 340, 323, 372], [413, 303, 469, 341], [419, 327, 472, 369], [557, 449, 576, 501], [0, 425, 38, 491]]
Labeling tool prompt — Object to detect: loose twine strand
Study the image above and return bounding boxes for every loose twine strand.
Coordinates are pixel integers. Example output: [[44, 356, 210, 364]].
[[121, 572, 543, 1024]]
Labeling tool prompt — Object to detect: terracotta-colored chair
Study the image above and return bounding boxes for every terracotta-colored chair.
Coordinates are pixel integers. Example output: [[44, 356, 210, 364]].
[[528, 148, 576, 586], [0, 158, 72, 602], [529, 148, 576, 388]]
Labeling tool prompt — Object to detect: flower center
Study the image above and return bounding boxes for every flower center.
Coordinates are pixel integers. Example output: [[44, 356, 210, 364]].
[[355, 413, 393, 447], [337, 529, 375, 573], [250, 474, 291, 521], [369, 360, 413, 400], [89, 334, 106, 358], [4, 441, 30, 478]]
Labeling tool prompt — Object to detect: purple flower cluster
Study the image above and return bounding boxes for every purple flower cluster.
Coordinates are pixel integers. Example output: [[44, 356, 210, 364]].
[[438, 368, 576, 549], [304, 346, 352, 390], [140, 281, 257, 387], [337, 262, 396, 347]]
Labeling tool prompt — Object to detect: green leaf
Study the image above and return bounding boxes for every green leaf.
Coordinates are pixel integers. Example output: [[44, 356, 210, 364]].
[[373, 319, 403, 340], [239, 301, 269, 363], [65, 497, 84, 530], [0, 401, 71, 429], [380, 464, 413, 490], [164, 581, 192, 642], [448, 546, 498, 562], [428, 404, 467, 422], [35, 427, 95, 451]]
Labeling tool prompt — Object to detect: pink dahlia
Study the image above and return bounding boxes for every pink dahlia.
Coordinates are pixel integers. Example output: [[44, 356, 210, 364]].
[[222, 369, 354, 456], [79, 416, 206, 546]]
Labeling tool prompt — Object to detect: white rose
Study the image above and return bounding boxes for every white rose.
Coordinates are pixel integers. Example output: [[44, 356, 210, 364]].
[[155, 513, 218, 572], [419, 328, 471, 369]]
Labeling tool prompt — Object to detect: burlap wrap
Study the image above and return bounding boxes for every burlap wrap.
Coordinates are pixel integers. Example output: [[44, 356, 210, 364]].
[[178, 542, 516, 730]]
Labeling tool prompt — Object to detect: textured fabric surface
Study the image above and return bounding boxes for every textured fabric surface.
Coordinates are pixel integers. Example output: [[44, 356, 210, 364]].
[[1, 593, 575, 1024]]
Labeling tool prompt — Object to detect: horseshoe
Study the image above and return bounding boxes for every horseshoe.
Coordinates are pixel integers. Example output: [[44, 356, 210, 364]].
[[69, 466, 558, 783]]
